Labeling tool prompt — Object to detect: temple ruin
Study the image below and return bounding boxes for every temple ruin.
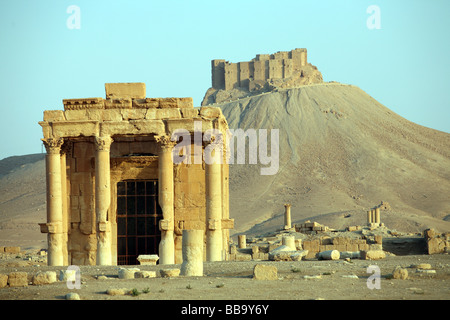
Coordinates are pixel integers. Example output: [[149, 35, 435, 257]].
[[38, 82, 233, 266]]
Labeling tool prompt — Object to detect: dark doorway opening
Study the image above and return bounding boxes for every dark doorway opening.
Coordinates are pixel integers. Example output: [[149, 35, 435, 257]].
[[117, 180, 162, 265]]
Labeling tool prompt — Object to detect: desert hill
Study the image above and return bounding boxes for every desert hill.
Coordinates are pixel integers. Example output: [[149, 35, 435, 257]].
[[0, 82, 449, 248], [207, 82, 450, 236], [0, 153, 46, 249]]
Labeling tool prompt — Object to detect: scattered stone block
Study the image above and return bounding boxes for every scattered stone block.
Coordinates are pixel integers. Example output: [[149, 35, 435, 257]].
[[339, 251, 360, 259], [32, 271, 57, 285], [253, 264, 278, 280], [412, 263, 432, 270], [303, 274, 322, 279], [290, 250, 309, 261], [4, 247, 20, 254], [235, 252, 252, 261], [361, 250, 386, 260], [0, 274, 8, 288], [137, 254, 159, 265], [374, 235, 383, 244], [8, 272, 28, 287], [118, 267, 140, 279], [135, 271, 157, 278], [65, 293, 81, 300], [60, 269, 79, 282], [160, 268, 180, 278], [416, 269, 436, 275], [106, 288, 128, 296], [392, 266, 408, 280], [318, 250, 340, 260]]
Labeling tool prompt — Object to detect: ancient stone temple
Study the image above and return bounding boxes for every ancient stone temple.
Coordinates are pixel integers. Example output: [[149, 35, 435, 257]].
[[39, 83, 233, 266]]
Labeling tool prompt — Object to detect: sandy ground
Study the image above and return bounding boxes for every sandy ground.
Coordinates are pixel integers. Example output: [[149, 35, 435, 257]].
[[0, 250, 448, 302]]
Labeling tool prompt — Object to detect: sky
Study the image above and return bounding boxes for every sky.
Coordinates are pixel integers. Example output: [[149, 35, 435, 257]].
[[0, 0, 449, 160]]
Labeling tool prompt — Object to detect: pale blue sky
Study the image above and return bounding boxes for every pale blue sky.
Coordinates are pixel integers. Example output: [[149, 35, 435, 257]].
[[0, 0, 449, 160]]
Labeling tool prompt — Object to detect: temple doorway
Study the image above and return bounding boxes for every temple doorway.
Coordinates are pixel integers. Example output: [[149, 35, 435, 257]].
[[116, 180, 162, 265]]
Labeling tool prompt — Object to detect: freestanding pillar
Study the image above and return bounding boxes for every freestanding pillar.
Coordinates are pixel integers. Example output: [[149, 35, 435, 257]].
[[156, 135, 176, 265], [282, 235, 296, 250], [238, 235, 246, 249], [284, 204, 292, 229], [180, 230, 204, 276], [375, 208, 381, 225], [43, 138, 65, 266], [95, 136, 113, 265], [205, 143, 223, 261]]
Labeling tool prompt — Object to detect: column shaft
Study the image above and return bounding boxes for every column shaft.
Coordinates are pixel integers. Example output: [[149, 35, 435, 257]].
[[43, 138, 64, 266], [157, 136, 175, 265], [95, 136, 113, 266], [180, 229, 203, 276], [206, 149, 223, 261], [375, 208, 381, 224], [284, 204, 291, 229]]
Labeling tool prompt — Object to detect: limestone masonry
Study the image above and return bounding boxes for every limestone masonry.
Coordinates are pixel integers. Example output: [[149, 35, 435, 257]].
[[202, 48, 323, 105], [39, 83, 233, 266]]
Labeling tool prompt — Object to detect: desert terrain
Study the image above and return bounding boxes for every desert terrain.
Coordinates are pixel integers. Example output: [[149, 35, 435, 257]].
[[0, 246, 449, 302], [0, 82, 449, 303]]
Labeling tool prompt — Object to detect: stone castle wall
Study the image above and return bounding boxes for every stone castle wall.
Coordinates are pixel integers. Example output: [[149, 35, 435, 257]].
[[212, 48, 307, 91]]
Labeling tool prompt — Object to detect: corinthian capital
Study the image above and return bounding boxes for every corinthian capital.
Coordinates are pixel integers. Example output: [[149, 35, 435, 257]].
[[155, 135, 177, 149], [94, 136, 114, 151], [42, 138, 64, 154]]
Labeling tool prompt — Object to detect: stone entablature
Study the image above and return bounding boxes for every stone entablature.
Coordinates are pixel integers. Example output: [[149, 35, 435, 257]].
[[39, 82, 232, 267]]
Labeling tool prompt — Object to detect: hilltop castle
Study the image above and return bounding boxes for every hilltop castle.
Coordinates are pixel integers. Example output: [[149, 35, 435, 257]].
[[202, 48, 323, 105]]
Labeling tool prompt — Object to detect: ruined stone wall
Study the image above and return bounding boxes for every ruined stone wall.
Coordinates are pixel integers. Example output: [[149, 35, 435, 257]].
[[302, 236, 382, 259], [424, 229, 450, 254], [68, 141, 96, 265], [211, 48, 308, 91]]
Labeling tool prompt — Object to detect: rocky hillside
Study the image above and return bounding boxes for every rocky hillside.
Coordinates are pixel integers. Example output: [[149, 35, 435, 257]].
[[211, 82, 450, 236], [0, 153, 46, 249]]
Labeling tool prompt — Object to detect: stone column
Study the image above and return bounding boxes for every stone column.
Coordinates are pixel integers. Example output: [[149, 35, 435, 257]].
[[60, 147, 69, 266], [238, 235, 246, 249], [156, 135, 176, 265], [94, 136, 113, 265], [375, 208, 381, 225], [205, 141, 223, 261], [180, 230, 203, 276], [367, 210, 372, 225], [282, 235, 296, 250], [284, 204, 292, 229], [42, 138, 65, 266]]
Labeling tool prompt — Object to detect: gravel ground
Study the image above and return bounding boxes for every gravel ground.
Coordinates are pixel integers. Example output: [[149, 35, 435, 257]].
[[0, 253, 448, 302]]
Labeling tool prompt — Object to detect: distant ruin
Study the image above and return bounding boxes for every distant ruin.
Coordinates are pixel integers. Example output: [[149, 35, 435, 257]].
[[202, 48, 323, 105]]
